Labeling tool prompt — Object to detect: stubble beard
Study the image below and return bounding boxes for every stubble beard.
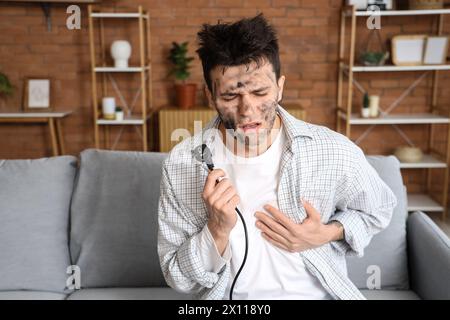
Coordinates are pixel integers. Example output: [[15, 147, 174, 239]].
[[219, 100, 278, 153]]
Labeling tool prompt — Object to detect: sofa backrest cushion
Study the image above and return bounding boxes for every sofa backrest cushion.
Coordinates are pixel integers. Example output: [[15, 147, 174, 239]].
[[70, 149, 167, 288], [346, 155, 409, 290], [0, 156, 77, 293]]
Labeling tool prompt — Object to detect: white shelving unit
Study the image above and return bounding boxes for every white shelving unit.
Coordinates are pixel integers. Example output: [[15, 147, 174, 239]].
[[337, 6, 450, 219]]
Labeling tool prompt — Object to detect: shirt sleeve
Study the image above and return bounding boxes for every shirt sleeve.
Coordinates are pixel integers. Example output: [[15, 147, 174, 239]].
[[329, 144, 398, 257], [157, 159, 231, 298], [196, 224, 232, 273]]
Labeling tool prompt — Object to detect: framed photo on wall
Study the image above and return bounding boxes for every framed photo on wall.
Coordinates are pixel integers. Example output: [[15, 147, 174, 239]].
[[423, 36, 449, 65], [23, 78, 51, 111], [391, 35, 426, 66]]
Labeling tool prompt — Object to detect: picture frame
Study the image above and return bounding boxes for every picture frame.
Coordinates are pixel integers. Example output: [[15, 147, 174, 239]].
[[423, 36, 449, 65], [391, 35, 426, 66], [23, 78, 51, 111]]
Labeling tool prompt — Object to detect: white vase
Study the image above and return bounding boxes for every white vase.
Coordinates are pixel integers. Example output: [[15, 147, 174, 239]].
[[110, 40, 131, 68], [102, 97, 116, 120]]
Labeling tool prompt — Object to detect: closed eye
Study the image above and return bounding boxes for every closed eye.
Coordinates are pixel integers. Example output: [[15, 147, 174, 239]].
[[252, 87, 270, 96], [222, 95, 237, 101], [253, 92, 268, 96]]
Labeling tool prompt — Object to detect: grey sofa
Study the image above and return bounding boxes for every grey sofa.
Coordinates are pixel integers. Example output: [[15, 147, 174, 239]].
[[0, 149, 449, 300]]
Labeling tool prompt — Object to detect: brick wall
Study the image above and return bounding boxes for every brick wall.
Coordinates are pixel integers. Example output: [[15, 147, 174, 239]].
[[0, 0, 449, 207]]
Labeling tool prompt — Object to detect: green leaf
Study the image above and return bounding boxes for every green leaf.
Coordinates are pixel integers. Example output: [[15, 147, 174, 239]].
[[0, 72, 13, 96], [167, 41, 194, 81]]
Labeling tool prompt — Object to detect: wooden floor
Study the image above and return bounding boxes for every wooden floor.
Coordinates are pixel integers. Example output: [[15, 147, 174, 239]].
[[427, 212, 450, 237]]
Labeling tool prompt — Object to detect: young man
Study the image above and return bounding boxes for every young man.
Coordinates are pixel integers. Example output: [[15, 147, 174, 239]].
[[157, 14, 397, 300]]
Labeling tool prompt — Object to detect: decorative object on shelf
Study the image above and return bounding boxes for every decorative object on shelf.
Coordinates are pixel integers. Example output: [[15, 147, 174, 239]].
[[0, 71, 13, 110], [361, 93, 370, 118], [391, 35, 426, 66], [347, 0, 369, 10], [23, 78, 51, 111], [423, 36, 449, 65], [408, 0, 443, 10], [346, 0, 395, 11], [110, 40, 132, 68], [168, 41, 196, 109], [394, 146, 424, 163], [115, 106, 124, 121], [102, 97, 116, 120], [0, 72, 13, 97], [359, 29, 389, 66], [369, 95, 380, 117], [367, 0, 395, 10]]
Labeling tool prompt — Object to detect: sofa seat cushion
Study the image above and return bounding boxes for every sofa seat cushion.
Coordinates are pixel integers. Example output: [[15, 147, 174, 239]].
[[346, 155, 409, 290], [0, 156, 77, 294], [361, 289, 420, 300], [66, 288, 192, 300], [0, 291, 67, 300], [70, 149, 168, 288]]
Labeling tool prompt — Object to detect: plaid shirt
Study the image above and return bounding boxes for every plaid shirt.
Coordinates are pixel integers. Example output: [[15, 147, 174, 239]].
[[157, 105, 397, 300]]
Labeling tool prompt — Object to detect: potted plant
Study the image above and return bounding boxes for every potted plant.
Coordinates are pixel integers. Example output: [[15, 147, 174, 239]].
[[168, 41, 196, 109], [359, 29, 389, 66], [115, 106, 124, 121], [0, 71, 13, 109]]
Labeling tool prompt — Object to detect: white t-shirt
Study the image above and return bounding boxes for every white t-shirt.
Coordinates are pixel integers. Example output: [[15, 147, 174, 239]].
[[196, 123, 331, 300]]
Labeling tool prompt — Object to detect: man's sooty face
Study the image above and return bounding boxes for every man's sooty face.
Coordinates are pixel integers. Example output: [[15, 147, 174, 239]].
[[206, 59, 285, 148]]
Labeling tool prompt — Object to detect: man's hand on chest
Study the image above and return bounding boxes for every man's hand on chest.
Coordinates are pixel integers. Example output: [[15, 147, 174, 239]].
[[254, 199, 344, 253]]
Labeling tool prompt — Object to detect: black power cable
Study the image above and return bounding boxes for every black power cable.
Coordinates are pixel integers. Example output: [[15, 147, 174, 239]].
[[193, 144, 249, 300]]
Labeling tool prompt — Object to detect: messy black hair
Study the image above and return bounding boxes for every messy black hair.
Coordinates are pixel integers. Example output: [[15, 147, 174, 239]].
[[196, 14, 281, 92]]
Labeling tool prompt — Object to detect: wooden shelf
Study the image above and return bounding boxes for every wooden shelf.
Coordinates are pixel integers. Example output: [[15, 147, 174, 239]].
[[343, 64, 450, 72], [94, 66, 150, 73], [407, 193, 445, 212], [339, 113, 450, 124], [0, 111, 73, 118], [4, 0, 99, 3], [398, 154, 447, 169], [352, 9, 450, 17], [96, 115, 150, 125], [91, 12, 149, 19]]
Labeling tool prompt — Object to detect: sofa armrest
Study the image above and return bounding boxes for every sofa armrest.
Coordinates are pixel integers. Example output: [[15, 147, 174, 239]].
[[407, 211, 450, 299]]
